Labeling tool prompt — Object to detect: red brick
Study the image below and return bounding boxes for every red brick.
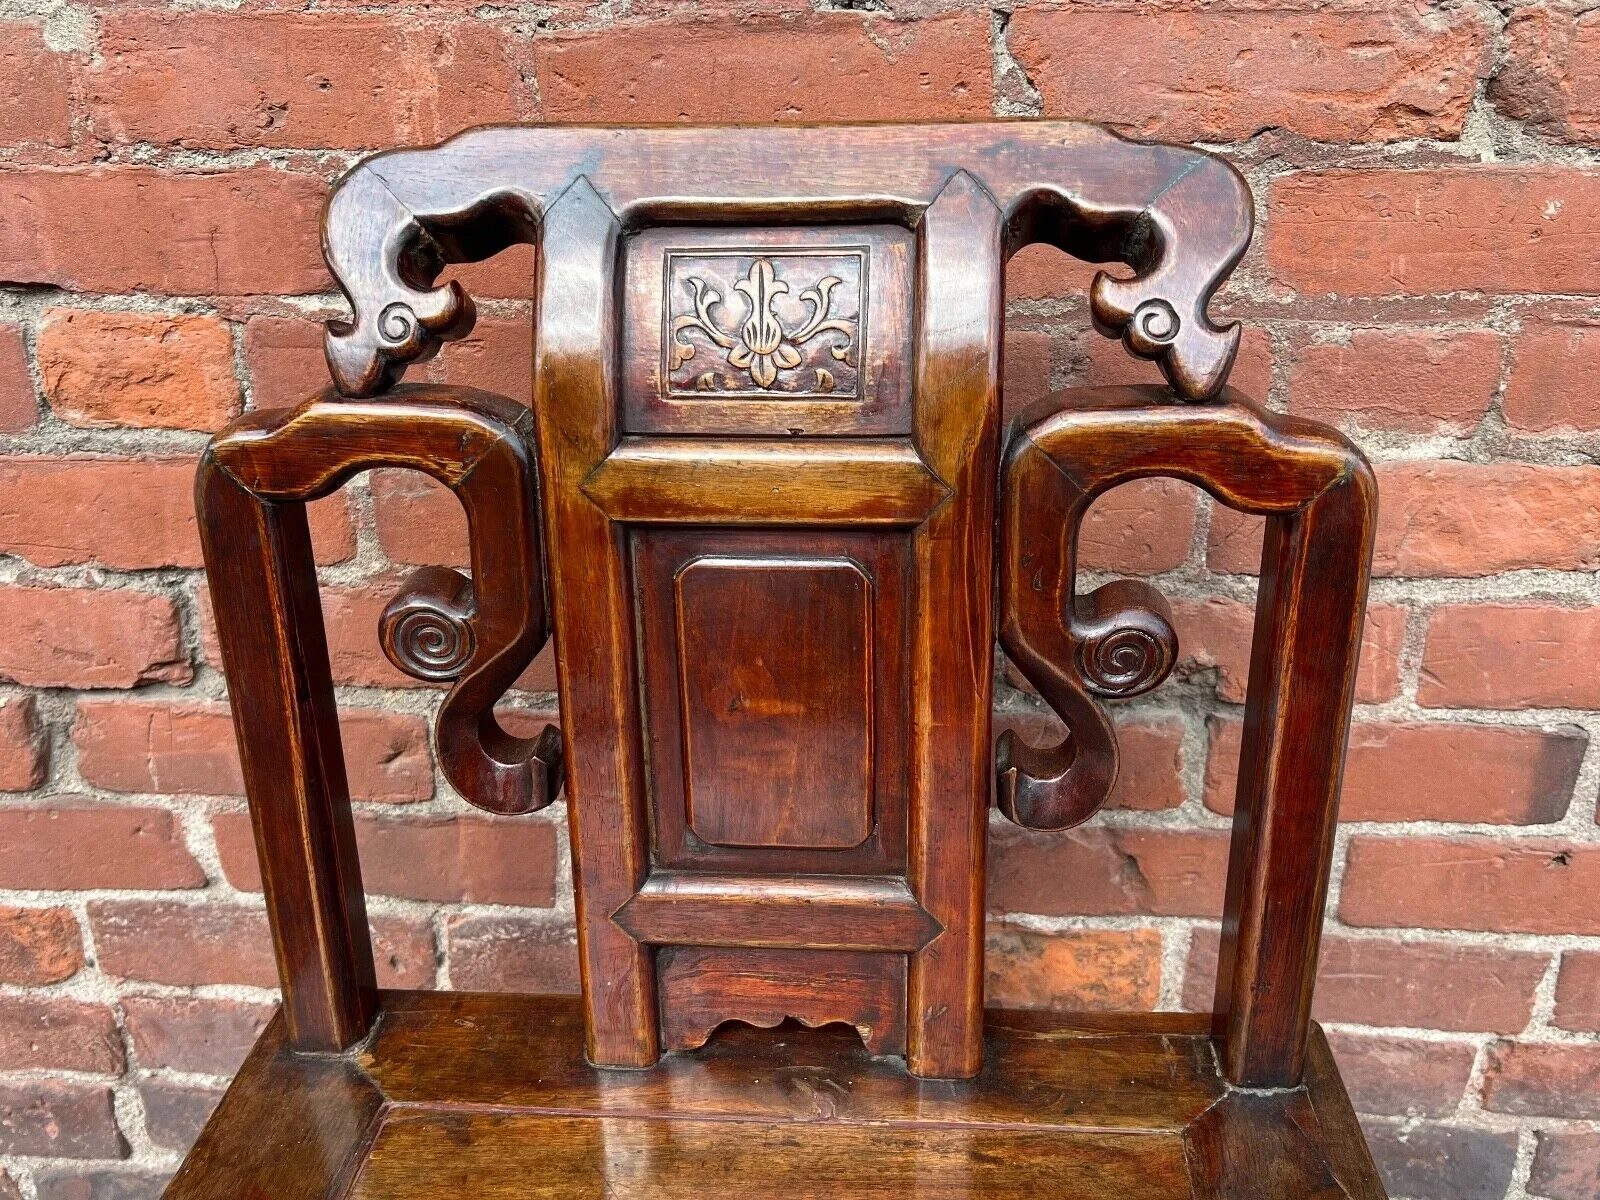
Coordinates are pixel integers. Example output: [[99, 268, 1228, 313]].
[[1505, 316, 1600, 432], [242, 316, 330, 407], [139, 1082, 222, 1154], [91, 13, 519, 151], [1288, 328, 1501, 434], [1205, 718, 1582, 824], [0, 997, 123, 1073], [214, 809, 558, 907], [1267, 168, 1600, 297], [0, 804, 203, 890], [122, 996, 273, 1075], [989, 824, 1228, 918], [0, 326, 35, 432], [0, 1082, 126, 1159], [0, 695, 46, 792], [1492, 3, 1600, 145], [445, 912, 580, 993], [90, 900, 433, 989], [1001, 328, 1053, 423], [1531, 1129, 1600, 1200], [1482, 1041, 1600, 1119], [985, 927, 1162, 1012], [0, 22, 72, 147], [1553, 951, 1600, 1032], [1341, 837, 1600, 935], [1078, 478, 1197, 574], [0, 167, 327, 296], [0, 586, 188, 690], [0, 1170, 14, 1199], [1168, 596, 1404, 704], [994, 711, 1184, 811], [0, 906, 82, 984], [1009, 8, 1484, 143], [74, 699, 433, 803], [1324, 1031, 1477, 1117], [1004, 242, 1098, 304], [427, 314, 532, 395], [1073, 324, 1275, 404], [1185, 927, 1545, 1033], [1420, 605, 1600, 709], [532, 13, 991, 122], [1362, 1121, 1517, 1200], [38, 309, 242, 430], [371, 470, 469, 567]]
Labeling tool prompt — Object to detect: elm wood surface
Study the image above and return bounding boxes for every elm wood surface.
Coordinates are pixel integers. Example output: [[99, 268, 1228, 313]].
[[163, 991, 1385, 1199], [183, 119, 1388, 1195]]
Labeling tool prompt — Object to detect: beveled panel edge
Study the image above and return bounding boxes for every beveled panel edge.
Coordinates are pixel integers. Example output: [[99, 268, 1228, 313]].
[[580, 436, 950, 526]]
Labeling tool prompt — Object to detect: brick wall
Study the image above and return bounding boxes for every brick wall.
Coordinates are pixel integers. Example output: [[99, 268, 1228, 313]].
[[0, 3, 1597, 1198]]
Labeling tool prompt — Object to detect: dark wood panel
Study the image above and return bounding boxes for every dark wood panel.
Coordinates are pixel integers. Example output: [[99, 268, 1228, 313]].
[[635, 528, 910, 878], [350, 1113, 1194, 1200], [658, 946, 908, 1055], [677, 557, 873, 850]]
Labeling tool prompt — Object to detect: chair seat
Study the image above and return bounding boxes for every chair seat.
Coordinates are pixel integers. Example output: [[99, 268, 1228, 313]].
[[164, 991, 1384, 1199]]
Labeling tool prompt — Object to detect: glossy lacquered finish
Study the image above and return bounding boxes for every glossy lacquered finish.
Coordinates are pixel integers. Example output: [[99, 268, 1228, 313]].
[[179, 119, 1386, 1198], [165, 992, 1386, 1200]]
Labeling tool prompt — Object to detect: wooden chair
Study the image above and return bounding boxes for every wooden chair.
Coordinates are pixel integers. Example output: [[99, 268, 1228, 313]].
[[168, 122, 1386, 1198]]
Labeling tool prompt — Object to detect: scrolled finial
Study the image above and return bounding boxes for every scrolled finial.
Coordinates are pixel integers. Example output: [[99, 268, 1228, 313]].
[[380, 566, 476, 683]]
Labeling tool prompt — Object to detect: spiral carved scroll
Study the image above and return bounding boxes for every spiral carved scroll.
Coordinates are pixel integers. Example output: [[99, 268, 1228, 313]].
[[380, 566, 477, 683], [1075, 580, 1178, 699]]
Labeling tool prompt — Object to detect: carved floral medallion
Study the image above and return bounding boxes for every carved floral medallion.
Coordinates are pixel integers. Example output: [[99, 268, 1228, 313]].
[[663, 249, 865, 397]]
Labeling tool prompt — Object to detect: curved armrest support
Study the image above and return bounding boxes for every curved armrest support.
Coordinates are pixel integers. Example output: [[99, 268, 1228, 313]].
[[998, 384, 1376, 1087]]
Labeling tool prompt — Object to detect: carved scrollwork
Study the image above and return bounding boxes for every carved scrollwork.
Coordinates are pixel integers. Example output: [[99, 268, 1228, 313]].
[[380, 566, 477, 683], [1074, 579, 1178, 699]]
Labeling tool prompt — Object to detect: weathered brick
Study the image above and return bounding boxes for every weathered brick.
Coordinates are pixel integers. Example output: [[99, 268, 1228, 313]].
[[0, 997, 124, 1073], [1492, 3, 1600, 145], [994, 711, 1185, 811], [1185, 927, 1545, 1032], [1420, 605, 1600, 709], [0, 457, 204, 570], [371, 470, 469, 567], [1361, 1120, 1518, 1200], [38, 309, 242, 430], [1482, 1040, 1600, 1118], [0, 22, 72, 147], [0, 804, 204, 890], [0, 1082, 126, 1159], [1341, 837, 1600, 935], [91, 13, 519, 151], [1167, 596, 1404, 704], [0, 694, 46, 792], [445, 912, 580, 993], [34, 1170, 168, 1200], [0, 586, 189, 690], [122, 995, 273, 1075], [1267, 168, 1600, 297], [1504, 316, 1600, 432], [1206, 718, 1583, 824], [213, 809, 559, 907], [1078, 478, 1197, 574], [90, 900, 433, 989], [532, 13, 992, 122], [989, 824, 1228, 918], [139, 1081, 222, 1154], [1001, 328, 1053, 423], [74, 699, 433, 803], [985, 927, 1162, 1012], [1287, 328, 1501, 433], [1009, 8, 1485, 143], [1075, 323, 1274, 400], [242, 316, 330, 407], [1531, 1129, 1600, 1200], [1325, 1031, 1476, 1117], [0, 167, 327, 296], [0, 325, 36, 433], [0, 906, 82, 984], [426, 314, 533, 395], [1553, 951, 1600, 1032]]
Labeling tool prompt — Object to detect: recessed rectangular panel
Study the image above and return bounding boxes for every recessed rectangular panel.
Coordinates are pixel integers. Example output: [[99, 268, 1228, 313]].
[[674, 557, 873, 850]]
